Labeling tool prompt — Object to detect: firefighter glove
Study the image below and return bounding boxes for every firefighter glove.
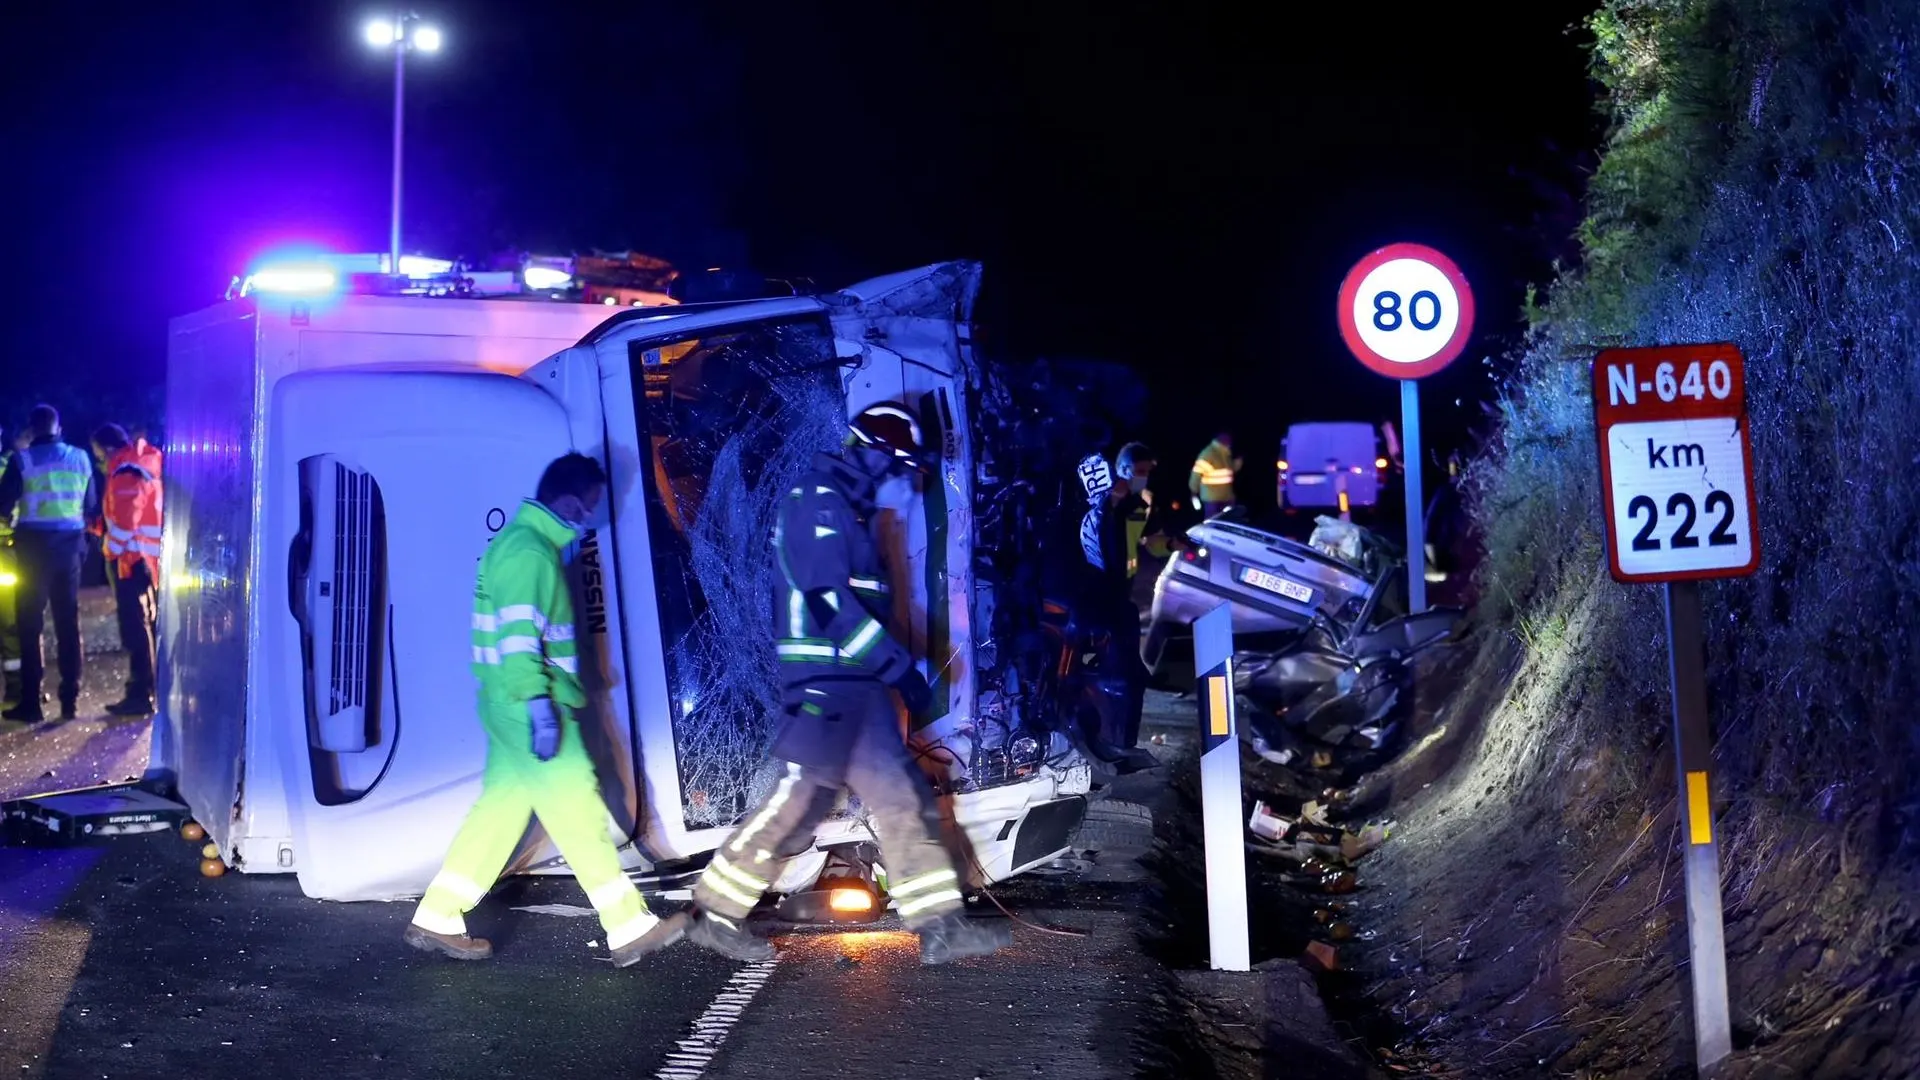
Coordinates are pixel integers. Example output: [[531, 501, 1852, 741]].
[[893, 668, 933, 713], [528, 696, 562, 761]]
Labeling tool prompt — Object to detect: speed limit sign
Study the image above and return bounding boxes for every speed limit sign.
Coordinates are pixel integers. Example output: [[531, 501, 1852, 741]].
[[1336, 243, 1476, 380], [1336, 242, 1475, 615]]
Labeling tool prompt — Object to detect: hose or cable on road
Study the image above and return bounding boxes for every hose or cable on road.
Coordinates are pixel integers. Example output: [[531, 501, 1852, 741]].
[[859, 818, 1090, 939]]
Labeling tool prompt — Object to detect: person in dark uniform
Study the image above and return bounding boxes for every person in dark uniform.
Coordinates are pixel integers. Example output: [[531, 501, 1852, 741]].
[[1069, 454, 1156, 774], [673, 403, 1013, 966], [0, 405, 99, 721]]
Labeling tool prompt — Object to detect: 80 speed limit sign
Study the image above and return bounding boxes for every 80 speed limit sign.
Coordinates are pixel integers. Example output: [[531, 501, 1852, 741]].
[[1337, 243, 1476, 380], [1593, 343, 1761, 582]]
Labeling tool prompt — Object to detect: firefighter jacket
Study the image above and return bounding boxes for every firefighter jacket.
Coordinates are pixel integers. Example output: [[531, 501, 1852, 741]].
[[0, 438, 97, 531], [769, 452, 916, 767], [1188, 439, 1239, 505], [470, 500, 587, 709], [100, 439, 163, 581]]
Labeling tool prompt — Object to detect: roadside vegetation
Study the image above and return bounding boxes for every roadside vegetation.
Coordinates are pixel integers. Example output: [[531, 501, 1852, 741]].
[[1357, 0, 1920, 1075]]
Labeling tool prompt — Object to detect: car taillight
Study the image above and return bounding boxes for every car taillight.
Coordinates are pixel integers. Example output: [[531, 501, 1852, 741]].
[[1181, 546, 1210, 571]]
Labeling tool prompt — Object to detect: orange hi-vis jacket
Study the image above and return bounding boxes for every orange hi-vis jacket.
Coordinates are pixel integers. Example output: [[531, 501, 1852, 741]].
[[101, 439, 163, 581]]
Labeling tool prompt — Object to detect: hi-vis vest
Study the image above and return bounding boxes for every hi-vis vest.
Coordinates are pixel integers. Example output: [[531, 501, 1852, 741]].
[[1189, 440, 1237, 504], [102, 440, 164, 579], [18, 442, 92, 529]]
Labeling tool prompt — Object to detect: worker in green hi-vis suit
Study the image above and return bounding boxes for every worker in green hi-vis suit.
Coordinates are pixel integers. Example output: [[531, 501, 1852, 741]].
[[406, 452, 681, 966]]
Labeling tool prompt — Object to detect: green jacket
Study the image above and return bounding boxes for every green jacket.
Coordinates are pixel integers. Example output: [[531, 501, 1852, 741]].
[[470, 500, 586, 707]]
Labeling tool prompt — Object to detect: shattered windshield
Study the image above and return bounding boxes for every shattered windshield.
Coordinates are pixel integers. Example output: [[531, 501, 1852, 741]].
[[629, 317, 845, 830]]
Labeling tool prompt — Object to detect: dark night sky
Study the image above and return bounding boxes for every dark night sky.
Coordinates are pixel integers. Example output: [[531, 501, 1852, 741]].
[[1, 1, 1598, 498]]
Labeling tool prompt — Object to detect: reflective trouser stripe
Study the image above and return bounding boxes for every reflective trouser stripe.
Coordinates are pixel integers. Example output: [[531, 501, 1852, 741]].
[[412, 871, 491, 935], [415, 698, 652, 945], [605, 910, 661, 951], [890, 868, 965, 918], [698, 863, 763, 914], [697, 764, 813, 921], [410, 907, 467, 936], [896, 886, 966, 919], [585, 876, 656, 949], [730, 764, 802, 854]]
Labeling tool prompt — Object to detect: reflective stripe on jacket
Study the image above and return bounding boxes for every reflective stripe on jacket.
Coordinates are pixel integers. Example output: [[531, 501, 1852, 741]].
[[18, 442, 94, 529], [771, 455, 913, 688], [1188, 440, 1237, 504], [471, 499, 586, 707], [102, 440, 163, 580]]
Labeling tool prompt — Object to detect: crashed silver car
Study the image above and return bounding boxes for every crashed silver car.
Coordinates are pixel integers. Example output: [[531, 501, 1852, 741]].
[[1141, 513, 1461, 761]]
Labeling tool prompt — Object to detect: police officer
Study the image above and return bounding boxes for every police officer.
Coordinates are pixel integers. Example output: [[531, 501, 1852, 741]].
[[675, 403, 1013, 966], [1, 405, 99, 721], [1072, 454, 1155, 774]]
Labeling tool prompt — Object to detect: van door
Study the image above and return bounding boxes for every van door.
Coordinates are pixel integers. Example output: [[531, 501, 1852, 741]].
[[266, 368, 577, 901]]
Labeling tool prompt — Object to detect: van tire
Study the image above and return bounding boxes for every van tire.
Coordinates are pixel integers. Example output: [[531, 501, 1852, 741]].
[[1071, 799, 1155, 855]]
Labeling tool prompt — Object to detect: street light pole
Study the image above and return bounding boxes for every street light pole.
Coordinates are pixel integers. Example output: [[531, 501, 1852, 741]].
[[364, 12, 439, 275], [389, 15, 405, 275]]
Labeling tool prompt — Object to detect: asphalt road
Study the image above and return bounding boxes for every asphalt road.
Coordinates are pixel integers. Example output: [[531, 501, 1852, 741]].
[[2, 644, 1194, 1080]]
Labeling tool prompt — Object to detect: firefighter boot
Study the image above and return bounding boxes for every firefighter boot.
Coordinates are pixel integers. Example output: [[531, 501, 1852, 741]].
[[682, 910, 776, 962], [105, 697, 154, 717], [917, 913, 1013, 965], [403, 924, 494, 960]]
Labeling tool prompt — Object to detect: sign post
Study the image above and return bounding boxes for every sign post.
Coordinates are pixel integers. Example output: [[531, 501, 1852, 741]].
[[1593, 343, 1760, 1076], [1337, 243, 1476, 612], [1193, 603, 1250, 972]]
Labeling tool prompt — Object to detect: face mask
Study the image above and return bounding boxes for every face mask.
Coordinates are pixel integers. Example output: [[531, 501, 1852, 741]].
[[875, 474, 915, 514], [549, 495, 602, 537]]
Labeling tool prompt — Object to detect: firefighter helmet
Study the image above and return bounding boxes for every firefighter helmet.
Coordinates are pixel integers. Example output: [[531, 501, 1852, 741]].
[[849, 403, 932, 470]]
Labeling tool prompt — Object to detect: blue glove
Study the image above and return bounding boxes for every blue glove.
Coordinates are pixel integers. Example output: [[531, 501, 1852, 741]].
[[528, 696, 561, 761]]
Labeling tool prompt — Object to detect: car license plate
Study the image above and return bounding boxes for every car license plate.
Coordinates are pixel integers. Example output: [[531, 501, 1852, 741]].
[[1238, 565, 1313, 603]]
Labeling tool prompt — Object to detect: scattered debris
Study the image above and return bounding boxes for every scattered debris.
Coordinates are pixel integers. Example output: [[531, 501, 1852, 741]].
[[511, 903, 599, 918], [1302, 941, 1340, 972]]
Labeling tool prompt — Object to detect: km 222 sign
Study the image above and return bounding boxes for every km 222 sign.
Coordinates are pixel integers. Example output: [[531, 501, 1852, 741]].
[[1593, 343, 1761, 583]]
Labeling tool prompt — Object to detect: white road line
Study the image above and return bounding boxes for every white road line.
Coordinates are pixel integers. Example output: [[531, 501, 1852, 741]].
[[651, 958, 779, 1079]]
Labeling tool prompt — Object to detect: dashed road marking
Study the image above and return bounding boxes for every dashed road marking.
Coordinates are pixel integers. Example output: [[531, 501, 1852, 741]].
[[651, 958, 778, 1079]]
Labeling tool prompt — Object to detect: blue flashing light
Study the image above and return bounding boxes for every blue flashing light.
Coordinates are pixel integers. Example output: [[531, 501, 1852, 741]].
[[243, 266, 339, 295]]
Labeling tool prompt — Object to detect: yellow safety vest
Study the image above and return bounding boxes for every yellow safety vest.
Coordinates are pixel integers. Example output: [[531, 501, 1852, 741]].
[[1189, 441, 1237, 504]]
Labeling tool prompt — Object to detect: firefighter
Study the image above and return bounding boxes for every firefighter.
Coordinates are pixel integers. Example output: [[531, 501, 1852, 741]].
[[406, 452, 680, 965], [0, 405, 99, 722], [91, 424, 163, 717], [674, 403, 1013, 966], [1188, 432, 1241, 518]]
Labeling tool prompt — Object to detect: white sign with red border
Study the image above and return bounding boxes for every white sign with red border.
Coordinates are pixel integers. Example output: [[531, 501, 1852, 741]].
[[1593, 343, 1761, 583], [1336, 243, 1476, 381]]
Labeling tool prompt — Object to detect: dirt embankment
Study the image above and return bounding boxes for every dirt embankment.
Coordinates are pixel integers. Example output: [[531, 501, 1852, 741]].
[[1327, 615, 1920, 1080], [1146, 595, 1920, 1079]]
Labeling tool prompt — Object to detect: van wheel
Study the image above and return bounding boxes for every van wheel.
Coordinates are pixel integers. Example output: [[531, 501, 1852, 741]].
[[1070, 799, 1154, 856]]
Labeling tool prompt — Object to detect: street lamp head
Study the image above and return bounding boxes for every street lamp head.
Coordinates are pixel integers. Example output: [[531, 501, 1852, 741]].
[[363, 19, 399, 47], [364, 18, 403, 47], [410, 25, 442, 52]]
